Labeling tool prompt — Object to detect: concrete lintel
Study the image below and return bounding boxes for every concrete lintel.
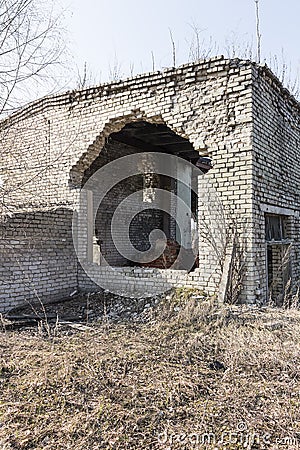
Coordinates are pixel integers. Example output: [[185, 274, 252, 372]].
[[260, 203, 299, 218]]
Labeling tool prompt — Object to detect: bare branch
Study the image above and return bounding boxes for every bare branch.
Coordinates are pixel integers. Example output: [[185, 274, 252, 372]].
[[0, 0, 71, 114]]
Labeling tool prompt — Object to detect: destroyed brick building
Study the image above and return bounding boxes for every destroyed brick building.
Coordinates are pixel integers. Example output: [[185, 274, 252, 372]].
[[0, 56, 299, 311]]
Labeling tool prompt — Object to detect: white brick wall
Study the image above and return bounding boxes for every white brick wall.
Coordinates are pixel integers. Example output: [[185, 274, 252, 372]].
[[1, 56, 295, 311]]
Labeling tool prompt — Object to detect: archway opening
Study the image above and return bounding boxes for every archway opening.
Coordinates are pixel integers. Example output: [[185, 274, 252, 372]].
[[83, 121, 212, 270]]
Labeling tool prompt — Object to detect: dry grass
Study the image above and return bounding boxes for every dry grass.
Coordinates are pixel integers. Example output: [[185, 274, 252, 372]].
[[1, 289, 300, 449]]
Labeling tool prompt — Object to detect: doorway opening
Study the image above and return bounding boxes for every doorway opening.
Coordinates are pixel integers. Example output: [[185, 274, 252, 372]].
[[265, 213, 292, 305]]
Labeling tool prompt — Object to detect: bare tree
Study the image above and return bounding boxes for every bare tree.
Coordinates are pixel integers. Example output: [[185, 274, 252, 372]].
[[224, 31, 253, 60], [76, 62, 99, 89], [0, 0, 74, 218], [187, 23, 218, 62], [151, 51, 155, 72], [108, 53, 124, 82], [254, 0, 261, 63], [0, 0, 70, 115], [168, 28, 176, 67]]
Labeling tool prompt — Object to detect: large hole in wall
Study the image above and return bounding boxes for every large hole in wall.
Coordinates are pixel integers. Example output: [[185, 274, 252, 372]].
[[82, 121, 212, 270]]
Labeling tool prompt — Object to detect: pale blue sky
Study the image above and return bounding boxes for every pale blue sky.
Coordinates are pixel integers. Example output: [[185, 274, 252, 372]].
[[63, 0, 299, 88]]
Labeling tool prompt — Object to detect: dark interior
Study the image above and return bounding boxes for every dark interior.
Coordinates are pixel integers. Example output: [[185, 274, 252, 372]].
[[111, 121, 212, 171]]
